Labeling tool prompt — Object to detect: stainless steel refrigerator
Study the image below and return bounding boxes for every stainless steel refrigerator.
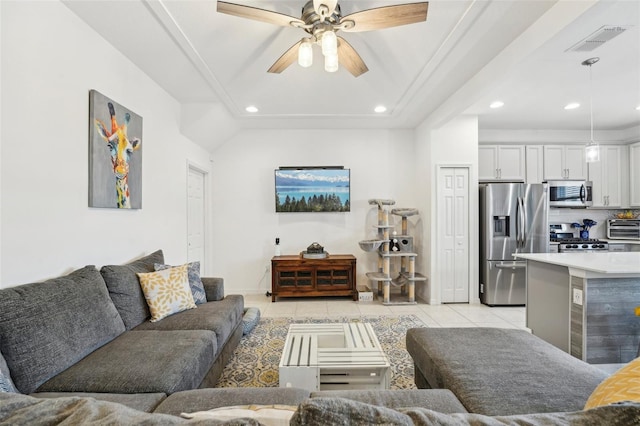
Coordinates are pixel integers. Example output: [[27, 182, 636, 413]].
[[479, 183, 548, 306]]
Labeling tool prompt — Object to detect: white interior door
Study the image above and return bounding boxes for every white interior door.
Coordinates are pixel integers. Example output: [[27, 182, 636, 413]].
[[187, 166, 206, 270], [438, 167, 470, 303]]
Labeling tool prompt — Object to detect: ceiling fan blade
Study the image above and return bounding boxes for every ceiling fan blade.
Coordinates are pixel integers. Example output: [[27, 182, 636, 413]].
[[268, 40, 303, 74], [340, 2, 428, 33], [313, 0, 338, 18], [217, 1, 304, 27], [337, 37, 368, 77]]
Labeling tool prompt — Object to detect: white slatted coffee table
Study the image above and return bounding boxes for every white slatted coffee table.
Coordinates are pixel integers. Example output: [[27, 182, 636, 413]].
[[279, 322, 390, 391]]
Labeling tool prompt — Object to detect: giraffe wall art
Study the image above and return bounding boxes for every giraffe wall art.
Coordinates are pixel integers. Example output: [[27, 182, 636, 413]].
[[89, 90, 143, 209]]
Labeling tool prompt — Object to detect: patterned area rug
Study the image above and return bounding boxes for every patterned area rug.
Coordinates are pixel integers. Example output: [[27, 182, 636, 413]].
[[215, 315, 426, 389]]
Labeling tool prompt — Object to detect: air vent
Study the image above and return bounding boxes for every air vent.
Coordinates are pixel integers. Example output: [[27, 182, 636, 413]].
[[566, 26, 630, 52]]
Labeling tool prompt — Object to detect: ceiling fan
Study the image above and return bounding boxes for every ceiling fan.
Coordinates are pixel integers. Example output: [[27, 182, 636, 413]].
[[217, 0, 429, 77]]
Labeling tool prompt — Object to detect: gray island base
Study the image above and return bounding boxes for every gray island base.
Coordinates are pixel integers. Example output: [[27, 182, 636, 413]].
[[516, 252, 640, 365]]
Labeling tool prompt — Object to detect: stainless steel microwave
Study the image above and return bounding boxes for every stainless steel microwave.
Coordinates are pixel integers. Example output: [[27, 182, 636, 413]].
[[547, 180, 593, 208]]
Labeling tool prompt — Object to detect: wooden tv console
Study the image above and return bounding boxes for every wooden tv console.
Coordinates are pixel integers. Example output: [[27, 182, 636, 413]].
[[271, 254, 357, 302]]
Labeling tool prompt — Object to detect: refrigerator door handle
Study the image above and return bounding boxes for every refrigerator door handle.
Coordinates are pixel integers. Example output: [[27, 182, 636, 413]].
[[515, 198, 520, 247], [521, 198, 526, 247], [516, 197, 525, 247], [495, 263, 527, 270]]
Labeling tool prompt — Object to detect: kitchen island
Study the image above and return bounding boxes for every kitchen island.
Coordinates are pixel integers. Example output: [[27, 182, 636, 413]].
[[514, 252, 640, 365]]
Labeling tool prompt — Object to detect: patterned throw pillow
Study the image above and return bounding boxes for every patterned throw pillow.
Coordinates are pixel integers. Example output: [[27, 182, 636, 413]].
[[584, 357, 640, 409], [155, 262, 206, 304], [0, 371, 17, 393], [137, 265, 197, 322]]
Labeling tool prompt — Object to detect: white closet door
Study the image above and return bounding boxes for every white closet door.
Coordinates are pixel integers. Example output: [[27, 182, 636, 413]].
[[187, 167, 206, 270], [438, 167, 470, 303]]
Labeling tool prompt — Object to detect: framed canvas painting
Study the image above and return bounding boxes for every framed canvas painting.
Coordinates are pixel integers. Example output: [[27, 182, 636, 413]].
[[88, 90, 142, 209]]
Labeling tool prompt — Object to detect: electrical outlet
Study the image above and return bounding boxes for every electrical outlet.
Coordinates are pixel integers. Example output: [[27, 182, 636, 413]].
[[572, 288, 583, 306]]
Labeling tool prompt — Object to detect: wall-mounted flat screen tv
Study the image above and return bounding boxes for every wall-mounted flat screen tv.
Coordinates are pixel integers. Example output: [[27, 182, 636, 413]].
[[275, 167, 350, 213]]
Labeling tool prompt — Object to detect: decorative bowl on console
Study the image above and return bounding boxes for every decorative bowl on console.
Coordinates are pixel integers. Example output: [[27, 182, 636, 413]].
[[302, 242, 328, 259]]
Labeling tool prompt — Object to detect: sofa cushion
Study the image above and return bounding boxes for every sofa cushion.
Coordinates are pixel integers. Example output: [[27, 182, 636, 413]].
[[311, 389, 468, 413], [291, 397, 640, 426], [134, 295, 244, 355], [585, 356, 640, 409], [0, 266, 126, 394], [154, 388, 311, 416], [30, 392, 167, 413], [36, 330, 217, 395], [0, 393, 254, 425], [101, 249, 164, 329], [155, 262, 207, 304], [406, 327, 609, 416], [137, 265, 196, 322]]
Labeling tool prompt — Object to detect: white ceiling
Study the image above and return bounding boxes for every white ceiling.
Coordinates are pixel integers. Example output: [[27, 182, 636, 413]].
[[63, 0, 640, 147]]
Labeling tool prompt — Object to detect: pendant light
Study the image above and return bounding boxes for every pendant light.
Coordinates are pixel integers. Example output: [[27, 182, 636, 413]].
[[582, 57, 600, 163]]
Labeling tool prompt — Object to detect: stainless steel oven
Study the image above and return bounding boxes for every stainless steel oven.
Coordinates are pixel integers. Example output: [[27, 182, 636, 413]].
[[547, 180, 592, 208], [549, 223, 608, 252]]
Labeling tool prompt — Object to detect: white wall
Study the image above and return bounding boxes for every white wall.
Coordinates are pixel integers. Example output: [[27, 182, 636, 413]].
[[415, 115, 479, 304], [0, 1, 213, 287], [209, 129, 417, 294]]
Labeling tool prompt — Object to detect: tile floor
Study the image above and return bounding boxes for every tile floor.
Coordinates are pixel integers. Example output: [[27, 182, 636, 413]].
[[243, 294, 627, 373], [243, 294, 528, 330]]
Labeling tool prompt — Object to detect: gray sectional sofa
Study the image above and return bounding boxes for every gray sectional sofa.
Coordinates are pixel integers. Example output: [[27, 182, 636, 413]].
[[406, 327, 611, 416], [0, 253, 638, 424], [0, 249, 244, 396]]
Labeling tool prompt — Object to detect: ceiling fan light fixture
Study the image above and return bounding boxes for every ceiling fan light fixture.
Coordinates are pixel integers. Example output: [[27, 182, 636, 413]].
[[321, 30, 337, 56], [324, 52, 339, 72], [298, 39, 313, 67]]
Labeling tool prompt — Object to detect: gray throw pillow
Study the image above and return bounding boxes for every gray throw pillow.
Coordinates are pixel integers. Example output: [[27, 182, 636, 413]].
[[101, 250, 164, 329], [154, 262, 206, 304]]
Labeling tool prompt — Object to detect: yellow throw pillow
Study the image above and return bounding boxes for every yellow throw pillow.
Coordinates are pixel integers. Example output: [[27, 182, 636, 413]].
[[584, 357, 640, 409], [137, 265, 196, 322]]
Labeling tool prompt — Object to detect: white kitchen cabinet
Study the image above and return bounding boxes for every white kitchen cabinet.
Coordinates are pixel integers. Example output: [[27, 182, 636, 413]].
[[631, 142, 640, 207], [525, 145, 544, 184], [478, 145, 525, 181], [543, 145, 587, 180], [588, 145, 628, 208]]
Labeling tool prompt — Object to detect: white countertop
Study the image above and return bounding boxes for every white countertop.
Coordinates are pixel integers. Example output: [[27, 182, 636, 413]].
[[514, 252, 640, 275]]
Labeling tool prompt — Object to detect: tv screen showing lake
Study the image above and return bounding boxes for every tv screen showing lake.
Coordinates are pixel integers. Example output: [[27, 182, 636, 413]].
[[275, 169, 350, 212]]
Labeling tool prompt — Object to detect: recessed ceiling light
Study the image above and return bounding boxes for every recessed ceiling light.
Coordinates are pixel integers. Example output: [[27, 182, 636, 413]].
[[374, 105, 387, 113], [564, 102, 580, 110], [636, 105, 640, 111], [489, 101, 504, 109], [245, 106, 259, 113]]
